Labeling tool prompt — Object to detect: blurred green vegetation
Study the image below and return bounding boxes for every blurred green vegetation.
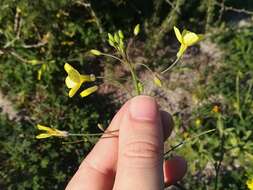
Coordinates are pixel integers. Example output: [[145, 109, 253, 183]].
[[173, 26, 253, 189], [0, 0, 253, 189]]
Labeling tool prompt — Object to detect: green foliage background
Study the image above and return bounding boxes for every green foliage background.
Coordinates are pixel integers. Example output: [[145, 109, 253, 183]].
[[0, 0, 253, 189]]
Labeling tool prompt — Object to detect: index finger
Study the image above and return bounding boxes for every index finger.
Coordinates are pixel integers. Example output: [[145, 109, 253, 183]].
[[65, 101, 129, 190]]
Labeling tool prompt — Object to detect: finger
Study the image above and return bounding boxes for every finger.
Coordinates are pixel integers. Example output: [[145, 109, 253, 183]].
[[163, 156, 187, 187], [160, 110, 174, 141], [113, 96, 164, 190], [66, 100, 129, 190]]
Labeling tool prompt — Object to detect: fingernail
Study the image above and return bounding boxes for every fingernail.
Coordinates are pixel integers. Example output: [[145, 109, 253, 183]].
[[130, 96, 157, 121]]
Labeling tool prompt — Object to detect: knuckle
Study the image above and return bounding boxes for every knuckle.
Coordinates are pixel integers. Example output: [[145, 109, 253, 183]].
[[122, 139, 161, 167]]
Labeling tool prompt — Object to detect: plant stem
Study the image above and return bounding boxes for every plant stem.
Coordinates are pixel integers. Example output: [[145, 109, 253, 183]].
[[235, 72, 244, 122], [128, 61, 141, 95], [161, 57, 180, 74], [136, 63, 154, 73], [100, 53, 124, 64], [100, 51, 140, 95], [214, 135, 225, 190], [122, 51, 141, 95], [164, 129, 216, 158], [68, 129, 119, 137]]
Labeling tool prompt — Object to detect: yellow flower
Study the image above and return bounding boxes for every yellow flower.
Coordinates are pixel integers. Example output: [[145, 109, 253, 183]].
[[174, 26, 203, 58], [195, 118, 202, 127], [36, 124, 68, 139], [212, 105, 221, 113], [247, 178, 253, 190], [64, 63, 96, 97]]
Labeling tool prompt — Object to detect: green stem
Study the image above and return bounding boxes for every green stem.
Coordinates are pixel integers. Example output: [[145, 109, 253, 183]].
[[68, 129, 119, 137], [122, 51, 141, 96], [161, 57, 180, 74], [100, 52, 140, 95], [136, 63, 154, 73], [100, 53, 125, 64], [235, 72, 244, 122], [128, 61, 141, 95], [164, 129, 216, 158], [214, 135, 225, 190]]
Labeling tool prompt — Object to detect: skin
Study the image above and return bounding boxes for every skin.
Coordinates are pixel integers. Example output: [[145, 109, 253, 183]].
[[66, 96, 187, 190]]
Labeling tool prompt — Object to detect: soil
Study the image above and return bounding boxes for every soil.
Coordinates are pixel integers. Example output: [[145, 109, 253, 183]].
[[0, 91, 19, 120]]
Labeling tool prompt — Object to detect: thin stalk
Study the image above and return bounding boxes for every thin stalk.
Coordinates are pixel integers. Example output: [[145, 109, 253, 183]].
[[62, 134, 119, 145], [122, 51, 141, 96], [100, 53, 124, 64], [164, 129, 216, 158], [136, 63, 154, 73], [214, 135, 225, 190], [96, 76, 128, 82], [161, 57, 180, 74], [235, 73, 244, 122], [128, 61, 141, 95], [100, 48, 140, 95], [68, 129, 119, 137]]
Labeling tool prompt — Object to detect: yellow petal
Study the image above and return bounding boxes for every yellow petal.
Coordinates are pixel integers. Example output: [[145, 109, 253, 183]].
[[247, 179, 253, 190], [177, 44, 187, 58], [182, 31, 200, 46], [65, 76, 77, 88], [182, 29, 187, 37], [64, 63, 74, 73], [174, 26, 183, 43], [36, 133, 52, 139], [64, 63, 81, 83], [37, 124, 53, 132], [69, 84, 81, 98], [80, 86, 98, 97]]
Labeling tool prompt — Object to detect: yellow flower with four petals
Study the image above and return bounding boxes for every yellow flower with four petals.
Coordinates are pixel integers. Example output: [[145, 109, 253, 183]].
[[36, 124, 68, 139], [64, 63, 98, 98], [174, 26, 203, 58], [247, 178, 253, 190]]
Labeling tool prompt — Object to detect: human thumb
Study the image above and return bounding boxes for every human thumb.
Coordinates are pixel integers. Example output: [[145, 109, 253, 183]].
[[113, 96, 164, 190]]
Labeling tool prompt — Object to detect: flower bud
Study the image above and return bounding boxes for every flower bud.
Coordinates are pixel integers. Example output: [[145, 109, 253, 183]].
[[134, 24, 140, 36]]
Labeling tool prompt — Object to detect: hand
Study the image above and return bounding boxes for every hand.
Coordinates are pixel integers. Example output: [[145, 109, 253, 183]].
[[66, 96, 187, 190]]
